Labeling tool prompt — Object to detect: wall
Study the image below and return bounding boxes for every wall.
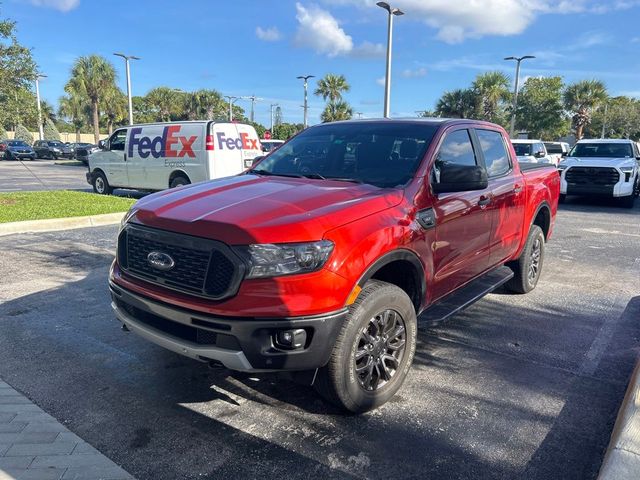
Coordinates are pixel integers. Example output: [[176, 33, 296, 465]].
[[5, 131, 108, 144]]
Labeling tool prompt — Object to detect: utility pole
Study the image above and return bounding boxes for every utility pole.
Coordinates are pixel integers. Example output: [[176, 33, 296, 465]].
[[224, 95, 239, 121], [34, 73, 47, 140], [270, 103, 279, 132], [296, 75, 314, 128], [377, 2, 404, 118], [356, 112, 363, 119], [113, 53, 140, 125], [246, 95, 262, 123], [504, 55, 535, 137]]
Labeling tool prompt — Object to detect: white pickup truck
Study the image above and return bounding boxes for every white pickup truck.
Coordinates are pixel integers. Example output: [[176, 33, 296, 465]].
[[511, 139, 554, 165], [557, 139, 640, 208]]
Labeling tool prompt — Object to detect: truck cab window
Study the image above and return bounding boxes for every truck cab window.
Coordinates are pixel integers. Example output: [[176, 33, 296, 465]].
[[109, 130, 127, 152], [476, 129, 511, 177]]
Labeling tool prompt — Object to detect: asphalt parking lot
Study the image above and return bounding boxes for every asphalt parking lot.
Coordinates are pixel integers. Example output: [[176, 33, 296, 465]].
[[0, 159, 89, 192], [0, 199, 638, 480]]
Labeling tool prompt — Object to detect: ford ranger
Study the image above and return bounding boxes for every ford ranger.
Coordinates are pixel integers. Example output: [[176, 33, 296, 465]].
[[109, 119, 560, 413]]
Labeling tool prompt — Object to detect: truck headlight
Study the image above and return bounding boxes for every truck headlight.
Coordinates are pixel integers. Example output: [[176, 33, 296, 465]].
[[119, 207, 137, 233], [620, 166, 635, 182], [235, 241, 334, 279]]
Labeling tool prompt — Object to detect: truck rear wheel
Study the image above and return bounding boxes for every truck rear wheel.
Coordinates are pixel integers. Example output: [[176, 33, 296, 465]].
[[314, 280, 417, 413], [505, 225, 545, 294], [169, 175, 190, 189]]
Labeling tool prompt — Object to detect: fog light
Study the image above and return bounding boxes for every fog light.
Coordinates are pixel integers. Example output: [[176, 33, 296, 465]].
[[275, 329, 307, 350]]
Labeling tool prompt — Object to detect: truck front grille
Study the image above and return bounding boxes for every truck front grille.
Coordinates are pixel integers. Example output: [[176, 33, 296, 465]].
[[565, 167, 620, 186], [118, 224, 244, 300]]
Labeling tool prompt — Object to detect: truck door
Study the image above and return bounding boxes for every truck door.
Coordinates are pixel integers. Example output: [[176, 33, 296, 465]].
[[102, 129, 128, 187], [474, 128, 526, 267], [430, 128, 493, 301]]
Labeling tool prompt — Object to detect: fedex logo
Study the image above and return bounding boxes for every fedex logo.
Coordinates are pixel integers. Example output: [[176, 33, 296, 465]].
[[128, 126, 197, 159], [216, 132, 259, 151]]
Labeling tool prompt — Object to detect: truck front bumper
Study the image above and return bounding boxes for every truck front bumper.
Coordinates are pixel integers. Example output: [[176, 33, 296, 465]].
[[110, 281, 346, 372]]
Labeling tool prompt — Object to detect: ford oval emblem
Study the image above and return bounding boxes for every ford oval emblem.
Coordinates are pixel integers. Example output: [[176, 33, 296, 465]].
[[147, 251, 175, 271]]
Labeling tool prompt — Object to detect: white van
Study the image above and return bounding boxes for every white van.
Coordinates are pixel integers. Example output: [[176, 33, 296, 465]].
[[86, 121, 262, 194]]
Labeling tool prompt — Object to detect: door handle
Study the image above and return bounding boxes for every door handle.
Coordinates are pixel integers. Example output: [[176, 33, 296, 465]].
[[478, 196, 491, 207], [513, 184, 523, 194]]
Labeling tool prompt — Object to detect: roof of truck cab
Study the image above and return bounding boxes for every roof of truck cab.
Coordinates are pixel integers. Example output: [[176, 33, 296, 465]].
[[575, 138, 635, 144], [124, 120, 250, 127], [312, 117, 503, 128]]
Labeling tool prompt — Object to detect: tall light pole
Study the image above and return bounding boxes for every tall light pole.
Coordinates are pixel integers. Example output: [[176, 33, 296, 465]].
[[270, 103, 279, 132], [113, 53, 140, 125], [224, 95, 239, 121], [296, 75, 314, 128], [377, 2, 404, 118], [34, 73, 47, 140], [504, 55, 535, 137]]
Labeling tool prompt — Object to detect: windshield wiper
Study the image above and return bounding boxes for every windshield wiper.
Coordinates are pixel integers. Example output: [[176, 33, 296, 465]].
[[301, 173, 326, 180], [324, 177, 364, 184], [248, 169, 303, 179]]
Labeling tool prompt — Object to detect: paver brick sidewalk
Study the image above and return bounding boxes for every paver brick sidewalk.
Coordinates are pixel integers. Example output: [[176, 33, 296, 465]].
[[0, 380, 134, 480]]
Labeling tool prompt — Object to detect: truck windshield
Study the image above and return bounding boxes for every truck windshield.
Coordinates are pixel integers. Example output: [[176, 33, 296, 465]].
[[512, 143, 532, 156], [569, 143, 633, 158], [250, 122, 438, 188], [544, 143, 563, 154]]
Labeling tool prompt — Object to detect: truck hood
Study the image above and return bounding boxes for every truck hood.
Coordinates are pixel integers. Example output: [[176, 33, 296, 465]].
[[561, 157, 636, 169], [130, 174, 404, 244]]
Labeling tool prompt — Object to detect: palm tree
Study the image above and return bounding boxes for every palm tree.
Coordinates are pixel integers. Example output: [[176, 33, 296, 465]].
[[472, 71, 511, 123], [321, 100, 353, 122], [564, 80, 608, 140], [435, 89, 478, 118], [186, 89, 225, 120], [314, 74, 350, 102], [58, 94, 87, 142], [102, 86, 127, 134], [66, 55, 117, 143], [146, 87, 183, 122]]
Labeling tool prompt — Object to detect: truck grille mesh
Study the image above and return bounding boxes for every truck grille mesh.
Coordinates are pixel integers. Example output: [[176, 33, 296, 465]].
[[565, 167, 620, 186], [119, 225, 243, 300]]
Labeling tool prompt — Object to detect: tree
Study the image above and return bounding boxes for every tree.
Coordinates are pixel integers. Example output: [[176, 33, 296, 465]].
[[435, 89, 478, 118], [131, 96, 155, 124], [273, 123, 303, 139], [66, 55, 117, 143], [563, 80, 608, 140], [146, 87, 183, 122], [314, 74, 350, 102], [14, 124, 33, 144], [515, 76, 569, 139], [472, 71, 511, 124], [0, 9, 37, 130], [185, 89, 226, 120], [59, 93, 89, 141], [102, 86, 127, 134], [0, 124, 7, 140], [43, 118, 60, 141], [321, 100, 353, 122], [274, 106, 283, 126], [249, 122, 266, 138], [587, 96, 640, 140]]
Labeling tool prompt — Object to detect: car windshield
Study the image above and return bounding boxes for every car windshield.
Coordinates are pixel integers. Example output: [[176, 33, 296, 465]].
[[545, 143, 563, 154], [7, 141, 28, 147], [569, 143, 634, 158], [250, 122, 438, 188], [512, 143, 532, 156]]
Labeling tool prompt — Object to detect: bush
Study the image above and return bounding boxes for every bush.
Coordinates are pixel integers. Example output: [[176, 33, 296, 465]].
[[43, 118, 61, 141], [0, 125, 7, 141], [14, 125, 34, 145]]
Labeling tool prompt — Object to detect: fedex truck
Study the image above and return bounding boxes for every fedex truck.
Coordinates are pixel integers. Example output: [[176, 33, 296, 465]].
[[87, 121, 262, 194]]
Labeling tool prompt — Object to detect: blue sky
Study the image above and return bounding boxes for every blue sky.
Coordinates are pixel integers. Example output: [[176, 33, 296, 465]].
[[7, 0, 640, 127]]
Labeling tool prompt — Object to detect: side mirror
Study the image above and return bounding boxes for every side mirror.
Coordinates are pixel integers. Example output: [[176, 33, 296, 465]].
[[535, 151, 546, 158], [98, 140, 106, 150], [561, 151, 569, 157], [432, 163, 488, 194]]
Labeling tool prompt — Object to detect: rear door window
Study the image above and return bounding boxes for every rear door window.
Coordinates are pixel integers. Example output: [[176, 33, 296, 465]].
[[476, 129, 511, 177]]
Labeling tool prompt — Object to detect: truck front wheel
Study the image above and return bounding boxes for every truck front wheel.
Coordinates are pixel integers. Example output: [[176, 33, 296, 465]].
[[315, 280, 417, 413], [92, 171, 113, 195], [505, 225, 545, 294]]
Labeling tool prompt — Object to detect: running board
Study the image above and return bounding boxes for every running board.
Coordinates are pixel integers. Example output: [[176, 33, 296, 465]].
[[419, 266, 514, 326]]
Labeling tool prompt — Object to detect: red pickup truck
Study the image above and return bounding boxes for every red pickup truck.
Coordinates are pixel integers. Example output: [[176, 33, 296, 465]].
[[109, 119, 559, 412]]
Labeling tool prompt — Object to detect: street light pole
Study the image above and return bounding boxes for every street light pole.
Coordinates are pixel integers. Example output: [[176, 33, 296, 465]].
[[34, 73, 47, 140], [296, 75, 314, 128], [224, 96, 239, 121], [504, 55, 535, 137], [114, 53, 140, 125], [377, 2, 404, 118]]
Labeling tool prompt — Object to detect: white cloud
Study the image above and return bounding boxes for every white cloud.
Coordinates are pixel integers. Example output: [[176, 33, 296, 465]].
[[256, 26, 282, 42], [350, 41, 385, 58], [324, 0, 640, 43], [402, 67, 427, 78], [294, 3, 353, 57], [376, 77, 386, 86], [28, 0, 79, 11]]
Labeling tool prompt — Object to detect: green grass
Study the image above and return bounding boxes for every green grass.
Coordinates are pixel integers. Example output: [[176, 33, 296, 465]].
[[0, 190, 136, 223]]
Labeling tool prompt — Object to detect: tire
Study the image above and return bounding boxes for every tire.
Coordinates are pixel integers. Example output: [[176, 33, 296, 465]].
[[558, 194, 566, 204], [169, 175, 189, 189], [92, 171, 113, 195], [314, 280, 417, 413], [621, 194, 636, 209], [505, 225, 545, 294]]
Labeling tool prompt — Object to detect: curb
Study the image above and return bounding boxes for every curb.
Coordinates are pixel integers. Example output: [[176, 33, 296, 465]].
[[0, 212, 125, 236], [598, 357, 640, 479]]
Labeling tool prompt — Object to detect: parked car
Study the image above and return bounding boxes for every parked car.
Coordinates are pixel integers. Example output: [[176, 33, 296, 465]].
[[86, 121, 262, 194], [70, 143, 97, 163], [557, 138, 640, 208], [511, 139, 554, 165], [544, 142, 570, 166], [33, 140, 73, 159], [0, 140, 36, 160], [109, 118, 560, 412], [261, 139, 284, 153]]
